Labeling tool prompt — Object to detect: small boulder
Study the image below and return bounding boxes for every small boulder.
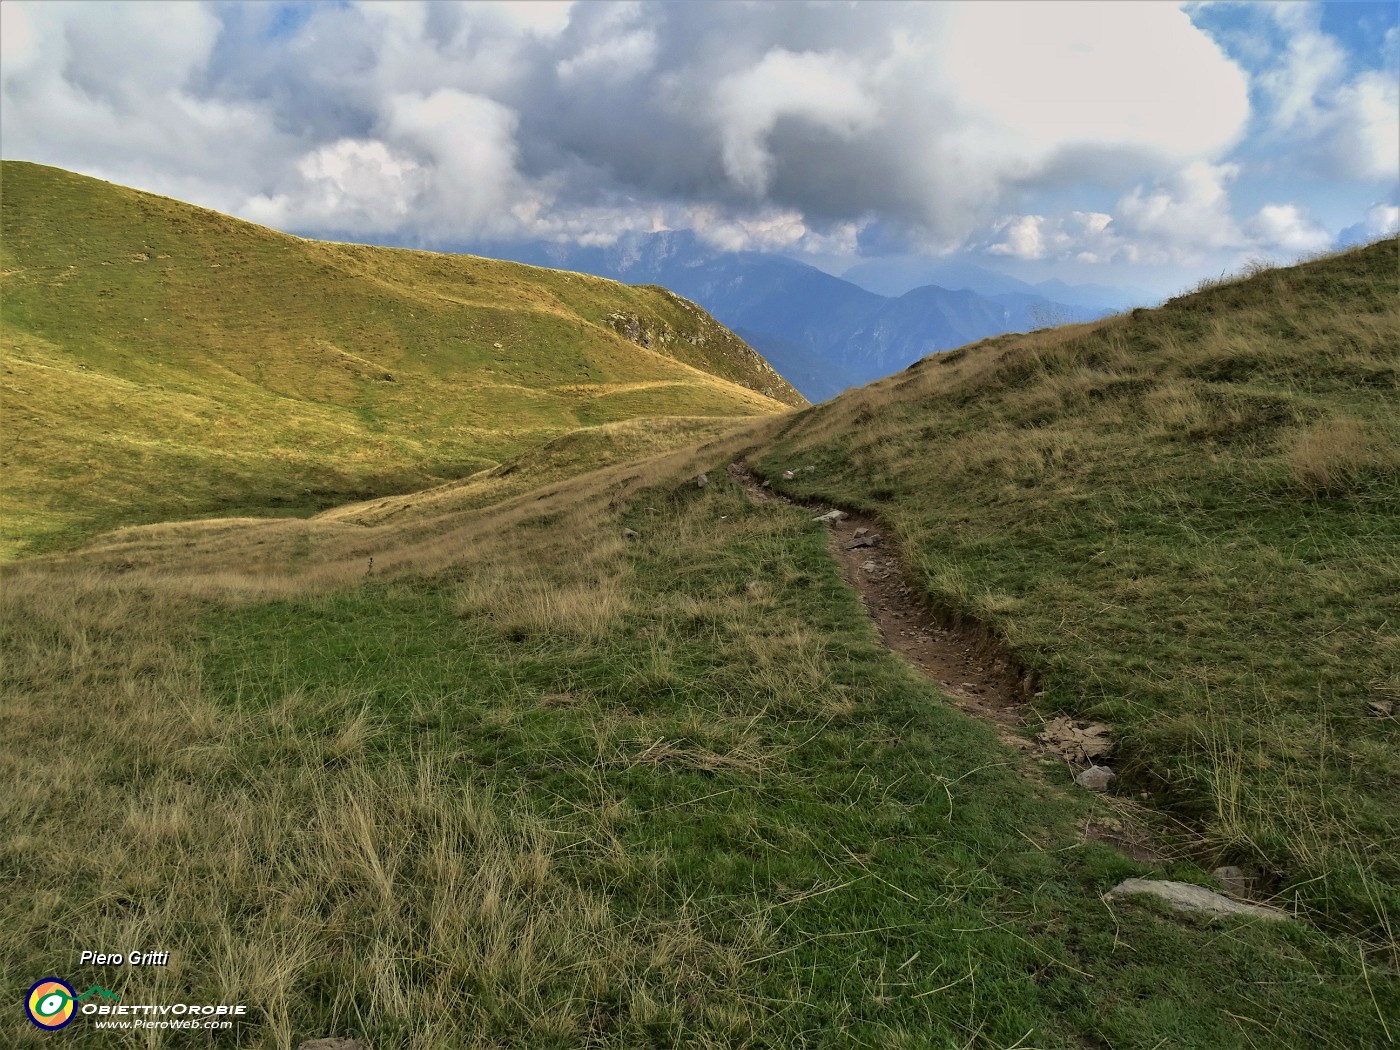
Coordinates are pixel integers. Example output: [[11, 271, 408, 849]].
[[1074, 765, 1116, 792], [847, 534, 879, 549], [1106, 879, 1288, 921], [697, 472, 709, 488], [1212, 865, 1251, 897]]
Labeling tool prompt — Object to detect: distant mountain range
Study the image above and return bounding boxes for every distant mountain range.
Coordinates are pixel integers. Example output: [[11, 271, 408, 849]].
[[466, 231, 1153, 401]]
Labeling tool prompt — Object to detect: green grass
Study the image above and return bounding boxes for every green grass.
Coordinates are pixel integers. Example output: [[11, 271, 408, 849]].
[[758, 238, 1400, 940], [0, 161, 802, 556], [3, 454, 1392, 1048], [1, 204, 1394, 1045]]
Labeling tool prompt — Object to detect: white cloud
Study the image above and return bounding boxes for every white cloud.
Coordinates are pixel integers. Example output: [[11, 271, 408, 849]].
[[1116, 161, 1244, 255], [1364, 203, 1400, 236], [712, 49, 881, 196], [986, 211, 1116, 261], [0, 0, 1335, 261], [982, 169, 1334, 266], [1328, 70, 1400, 182], [943, 2, 1248, 158], [245, 139, 425, 231], [1245, 203, 1331, 254], [1252, 3, 1400, 182], [1337, 202, 1400, 246]]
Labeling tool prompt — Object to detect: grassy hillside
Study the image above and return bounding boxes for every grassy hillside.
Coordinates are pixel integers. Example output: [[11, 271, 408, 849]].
[[1, 238, 1395, 1047], [2, 406, 1394, 1048], [0, 161, 802, 556], [760, 238, 1400, 937]]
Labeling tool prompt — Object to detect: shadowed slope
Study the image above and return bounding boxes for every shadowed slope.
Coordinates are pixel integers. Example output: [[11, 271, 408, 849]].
[[758, 238, 1400, 935]]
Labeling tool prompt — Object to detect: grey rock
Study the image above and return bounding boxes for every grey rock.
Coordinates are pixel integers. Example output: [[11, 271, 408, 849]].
[[1107, 879, 1289, 921], [847, 534, 879, 549], [1074, 765, 1116, 791], [697, 472, 709, 488], [1212, 865, 1250, 896], [813, 509, 847, 523]]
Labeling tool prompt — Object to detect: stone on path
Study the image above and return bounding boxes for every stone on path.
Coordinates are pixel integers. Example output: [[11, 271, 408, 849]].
[[1106, 879, 1289, 921], [813, 509, 847, 523], [1074, 765, 1116, 791]]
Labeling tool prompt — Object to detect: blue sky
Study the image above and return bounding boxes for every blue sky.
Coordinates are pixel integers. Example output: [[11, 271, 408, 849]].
[[1, 1, 1395, 297]]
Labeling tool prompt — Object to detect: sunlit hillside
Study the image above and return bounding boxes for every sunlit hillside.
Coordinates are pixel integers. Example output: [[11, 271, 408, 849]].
[[0, 161, 802, 556]]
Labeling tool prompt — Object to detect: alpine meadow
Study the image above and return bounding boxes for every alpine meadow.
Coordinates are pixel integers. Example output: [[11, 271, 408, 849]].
[[2, 146, 1398, 1047]]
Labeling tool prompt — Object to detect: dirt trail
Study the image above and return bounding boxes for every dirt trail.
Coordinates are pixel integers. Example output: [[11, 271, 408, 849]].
[[727, 461, 1034, 751], [728, 459, 1181, 866]]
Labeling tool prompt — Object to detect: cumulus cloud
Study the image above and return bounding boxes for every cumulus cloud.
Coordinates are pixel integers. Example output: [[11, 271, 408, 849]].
[[1337, 202, 1400, 246], [1244, 203, 1331, 254], [1251, 3, 1400, 181], [713, 49, 880, 197], [982, 164, 1336, 266], [0, 0, 1261, 255]]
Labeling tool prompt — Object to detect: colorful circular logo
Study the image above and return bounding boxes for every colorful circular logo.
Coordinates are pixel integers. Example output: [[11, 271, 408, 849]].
[[26, 978, 77, 1030]]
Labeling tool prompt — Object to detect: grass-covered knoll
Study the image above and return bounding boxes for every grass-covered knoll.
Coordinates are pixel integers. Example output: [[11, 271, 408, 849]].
[[759, 238, 1400, 939], [3, 418, 1393, 1048], [0, 160, 801, 556]]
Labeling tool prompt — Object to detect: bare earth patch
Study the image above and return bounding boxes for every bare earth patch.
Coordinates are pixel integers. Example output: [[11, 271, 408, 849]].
[[730, 458, 1179, 870], [729, 460, 1030, 749]]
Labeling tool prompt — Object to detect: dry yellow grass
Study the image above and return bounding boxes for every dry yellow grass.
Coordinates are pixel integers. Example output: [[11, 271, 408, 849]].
[[1, 414, 791, 1048], [1287, 418, 1389, 495]]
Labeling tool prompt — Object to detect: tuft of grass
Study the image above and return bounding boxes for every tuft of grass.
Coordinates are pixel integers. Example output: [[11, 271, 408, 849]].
[[1287, 417, 1394, 495]]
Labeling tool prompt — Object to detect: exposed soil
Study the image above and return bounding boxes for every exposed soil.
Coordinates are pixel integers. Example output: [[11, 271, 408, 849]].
[[728, 460, 1181, 867], [727, 461, 1032, 749], [728, 459, 1179, 866]]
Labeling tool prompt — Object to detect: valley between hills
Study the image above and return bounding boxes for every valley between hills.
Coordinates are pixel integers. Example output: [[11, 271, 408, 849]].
[[1, 164, 1398, 1048]]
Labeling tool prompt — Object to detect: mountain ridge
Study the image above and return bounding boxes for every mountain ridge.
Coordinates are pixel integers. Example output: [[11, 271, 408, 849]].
[[463, 230, 1123, 400]]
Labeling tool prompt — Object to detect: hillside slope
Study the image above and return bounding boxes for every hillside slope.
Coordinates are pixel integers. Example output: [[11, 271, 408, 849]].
[[3, 321, 1394, 1046], [0, 161, 801, 555], [760, 238, 1400, 935]]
